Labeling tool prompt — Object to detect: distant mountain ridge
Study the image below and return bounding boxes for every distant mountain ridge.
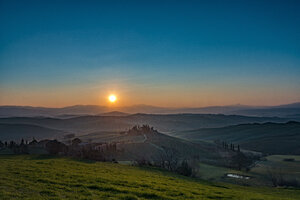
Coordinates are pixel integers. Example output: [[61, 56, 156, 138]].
[[0, 102, 300, 117]]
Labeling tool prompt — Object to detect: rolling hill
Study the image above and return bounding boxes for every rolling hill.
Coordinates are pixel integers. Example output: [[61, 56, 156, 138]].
[[0, 114, 291, 135], [77, 129, 233, 167], [172, 121, 300, 155], [0, 118, 243, 168], [0, 123, 67, 141]]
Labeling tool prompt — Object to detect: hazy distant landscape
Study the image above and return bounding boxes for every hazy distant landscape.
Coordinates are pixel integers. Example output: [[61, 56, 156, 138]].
[[1, 103, 300, 195], [1, 0, 300, 199], [1, 102, 300, 117]]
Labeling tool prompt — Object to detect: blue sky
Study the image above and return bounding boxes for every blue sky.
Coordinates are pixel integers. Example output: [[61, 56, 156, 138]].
[[0, 0, 300, 107]]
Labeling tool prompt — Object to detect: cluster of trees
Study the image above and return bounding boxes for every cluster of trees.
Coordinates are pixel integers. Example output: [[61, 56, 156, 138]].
[[267, 167, 300, 187], [0, 138, 119, 162], [0, 139, 29, 154], [213, 140, 256, 171], [214, 140, 256, 171], [0, 140, 8, 148], [47, 138, 121, 161], [0, 138, 67, 155], [135, 146, 199, 177], [229, 152, 253, 171], [221, 141, 240, 152], [127, 124, 157, 135]]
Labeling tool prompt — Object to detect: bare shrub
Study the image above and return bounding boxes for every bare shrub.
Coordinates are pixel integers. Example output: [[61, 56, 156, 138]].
[[230, 152, 253, 170], [176, 160, 193, 176], [134, 157, 150, 166], [267, 167, 300, 187]]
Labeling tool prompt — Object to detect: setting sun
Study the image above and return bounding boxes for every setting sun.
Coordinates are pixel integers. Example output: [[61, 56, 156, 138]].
[[108, 95, 117, 103]]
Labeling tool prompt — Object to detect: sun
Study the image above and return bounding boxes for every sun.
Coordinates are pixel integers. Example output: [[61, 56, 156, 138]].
[[108, 95, 117, 103]]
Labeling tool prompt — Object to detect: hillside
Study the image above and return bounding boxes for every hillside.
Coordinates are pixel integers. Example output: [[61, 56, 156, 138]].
[[99, 111, 129, 116], [0, 155, 299, 200], [0, 114, 291, 134], [173, 121, 300, 155], [76, 128, 233, 167], [0, 123, 67, 141], [230, 108, 300, 118]]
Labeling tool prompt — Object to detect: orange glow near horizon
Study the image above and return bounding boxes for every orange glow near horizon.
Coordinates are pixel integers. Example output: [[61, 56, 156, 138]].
[[0, 84, 299, 108]]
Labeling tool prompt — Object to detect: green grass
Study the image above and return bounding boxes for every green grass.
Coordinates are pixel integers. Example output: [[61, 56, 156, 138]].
[[196, 155, 300, 187], [0, 155, 300, 200], [196, 163, 247, 182]]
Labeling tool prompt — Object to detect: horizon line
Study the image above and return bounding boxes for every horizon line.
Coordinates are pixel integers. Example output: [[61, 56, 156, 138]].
[[0, 101, 299, 109]]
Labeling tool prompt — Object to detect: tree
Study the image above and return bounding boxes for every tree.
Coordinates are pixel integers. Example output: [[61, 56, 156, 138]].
[[71, 138, 82, 146], [156, 146, 179, 171], [29, 138, 38, 145], [230, 152, 252, 170], [9, 141, 16, 148], [45, 140, 67, 155], [176, 160, 192, 176], [8, 141, 19, 153], [267, 167, 283, 187], [20, 143, 29, 154]]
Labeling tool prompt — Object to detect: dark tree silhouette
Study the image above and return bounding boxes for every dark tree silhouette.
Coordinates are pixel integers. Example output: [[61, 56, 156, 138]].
[[176, 160, 192, 176], [45, 140, 67, 155], [20, 138, 25, 146], [29, 138, 38, 146], [71, 138, 82, 146], [230, 152, 252, 170]]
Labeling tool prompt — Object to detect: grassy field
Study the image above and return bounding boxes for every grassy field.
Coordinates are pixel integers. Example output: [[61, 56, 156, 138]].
[[0, 155, 300, 200], [195, 155, 300, 187], [251, 155, 300, 181]]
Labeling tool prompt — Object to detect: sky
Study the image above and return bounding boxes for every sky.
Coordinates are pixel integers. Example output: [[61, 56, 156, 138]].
[[0, 0, 300, 107]]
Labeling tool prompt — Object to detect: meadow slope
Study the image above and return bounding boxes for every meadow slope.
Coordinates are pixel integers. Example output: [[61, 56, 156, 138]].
[[0, 155, 299, 200]]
